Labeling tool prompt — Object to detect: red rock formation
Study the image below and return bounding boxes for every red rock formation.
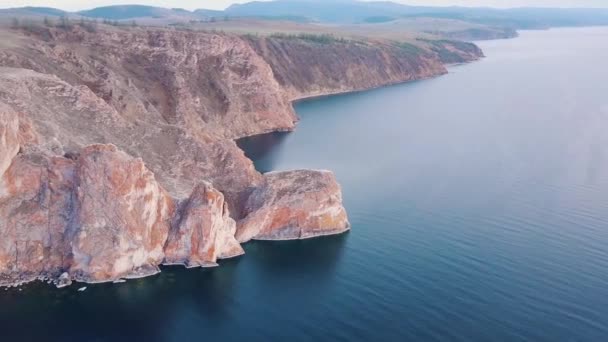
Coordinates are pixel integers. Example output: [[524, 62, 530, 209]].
[[0, 103, 20, 176], [68, 145, 175, 282], [0, 104, 69, 286], [0, 103, 245, 286], [164, 182, 244, 268], [237, 170, 350, 242], [0, 67, 261, 215], [0, 140, 245, 286]]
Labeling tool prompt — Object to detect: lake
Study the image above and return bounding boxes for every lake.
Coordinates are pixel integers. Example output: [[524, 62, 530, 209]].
[[2, 27, 608, 341]]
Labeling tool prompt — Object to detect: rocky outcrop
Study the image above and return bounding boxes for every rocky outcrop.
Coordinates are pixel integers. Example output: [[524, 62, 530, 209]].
[[68, 145, 175, 282], [0, 103, 245, 286], [237, 170, 350, 243], [164, 182, 244, 268], [0, 135, 244, 286], [0, 67, 261, 215]]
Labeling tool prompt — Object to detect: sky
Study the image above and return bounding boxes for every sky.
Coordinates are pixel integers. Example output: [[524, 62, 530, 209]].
[[3, 0, 608, 11]]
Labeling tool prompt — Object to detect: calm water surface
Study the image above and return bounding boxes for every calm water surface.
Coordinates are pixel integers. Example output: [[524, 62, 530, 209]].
[[3, 27, 608, 341]]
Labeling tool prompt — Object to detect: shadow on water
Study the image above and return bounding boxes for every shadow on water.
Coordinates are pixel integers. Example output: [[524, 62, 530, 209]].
[[236, 131, 290, 172], [0, 233, 349, 342], [0, 257, 244, 341], [243, 232, 349, 277]]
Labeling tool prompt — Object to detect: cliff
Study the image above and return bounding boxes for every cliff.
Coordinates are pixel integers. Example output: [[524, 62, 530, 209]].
[[245, 34, 482, 100], [0, 25, 482, 287]]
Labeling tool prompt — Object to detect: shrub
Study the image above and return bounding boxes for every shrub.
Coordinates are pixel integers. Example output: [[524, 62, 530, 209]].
[[395, 42, 424, 54], [269, 33, 348, 44]]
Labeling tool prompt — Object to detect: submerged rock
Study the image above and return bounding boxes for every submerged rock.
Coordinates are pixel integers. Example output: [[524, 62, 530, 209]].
[[56, 272, 72, 288], [236, 170, 350, 243]]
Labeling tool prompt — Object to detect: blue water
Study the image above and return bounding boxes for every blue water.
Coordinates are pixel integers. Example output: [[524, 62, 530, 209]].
[[2, 27, 608, 341]]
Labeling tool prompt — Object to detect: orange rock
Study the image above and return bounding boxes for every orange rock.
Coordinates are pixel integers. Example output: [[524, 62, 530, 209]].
[[236, 170, 350, 243], [164, 182, 244, 268], [68, 144, 176, 282]]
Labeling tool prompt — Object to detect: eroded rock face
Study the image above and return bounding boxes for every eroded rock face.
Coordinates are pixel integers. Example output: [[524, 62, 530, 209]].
[[0, 103, 20, 176], [0, 153, 79, 285], [164, 182, 244, 268], [69, 145, 175, 282], [0, 67, 262, 216], [237, 170, 350, 243], [0, 140, 246, 286], [0, 104, 69, 286]]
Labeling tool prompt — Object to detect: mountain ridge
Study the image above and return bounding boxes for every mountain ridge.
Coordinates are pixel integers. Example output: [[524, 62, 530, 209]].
[[1, 1, 608, 30]]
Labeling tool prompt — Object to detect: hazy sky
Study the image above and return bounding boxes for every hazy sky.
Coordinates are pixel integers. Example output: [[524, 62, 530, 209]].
[[3, 0, 608, 11]]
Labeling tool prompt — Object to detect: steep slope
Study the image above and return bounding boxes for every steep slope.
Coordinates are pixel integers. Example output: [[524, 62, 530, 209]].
[[0, 27, 297, 141], [245, 34, 481, 100]]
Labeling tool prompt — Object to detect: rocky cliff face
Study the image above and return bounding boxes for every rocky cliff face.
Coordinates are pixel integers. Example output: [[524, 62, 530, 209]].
[[246, 35, 482, 100], [0, 27, 297, 140], [0, 25, 482, 287], [237, 170, 350, 242], [164, 182, 244, 268], [0, 106, 245, 286]]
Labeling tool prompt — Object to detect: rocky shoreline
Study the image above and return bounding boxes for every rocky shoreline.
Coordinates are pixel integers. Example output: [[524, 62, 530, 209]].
[[0, 25, 482, 288]]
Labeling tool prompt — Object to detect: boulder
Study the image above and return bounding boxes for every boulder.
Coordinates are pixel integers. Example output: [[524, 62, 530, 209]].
[[236, 170, 350, 243]]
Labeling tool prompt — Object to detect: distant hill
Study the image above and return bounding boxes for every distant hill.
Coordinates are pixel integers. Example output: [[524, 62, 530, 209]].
[[1, 0, 608, 30], [0, 6, 67, 17], [224, 0, 608, 28], [225, 0, 407, 23], [77, 5, 193, 20]]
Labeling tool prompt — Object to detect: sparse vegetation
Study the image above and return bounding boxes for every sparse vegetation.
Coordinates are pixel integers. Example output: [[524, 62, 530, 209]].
[[269, 33, 348, 44], [81, 18, 98, 32], [58, 15, 71, 29], [242, 33, 259, 39], [394, 42, 424, 55], [363, 16, 397, 23]]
